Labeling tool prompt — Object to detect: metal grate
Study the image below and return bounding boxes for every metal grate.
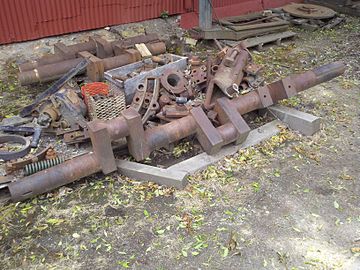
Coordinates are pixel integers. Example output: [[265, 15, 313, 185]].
[[87, 84, 126, 121]]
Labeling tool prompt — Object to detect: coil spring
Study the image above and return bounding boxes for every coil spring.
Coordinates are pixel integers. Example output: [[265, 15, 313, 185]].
[[24, 157, 65, 176]]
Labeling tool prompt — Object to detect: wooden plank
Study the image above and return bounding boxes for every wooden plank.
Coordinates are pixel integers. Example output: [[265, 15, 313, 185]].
[[217, 12, 264, 25], [191, 25, 289, 41], [227, 20, 289, 32], [222, 31, 297, 48]]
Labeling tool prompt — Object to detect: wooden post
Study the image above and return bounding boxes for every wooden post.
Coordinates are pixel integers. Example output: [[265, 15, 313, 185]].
[[199, 0, 212, 30]]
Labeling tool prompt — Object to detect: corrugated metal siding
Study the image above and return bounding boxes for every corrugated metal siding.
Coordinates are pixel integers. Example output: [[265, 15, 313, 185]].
[[0, 0, 302, 44], [0, 0, 185, 44], [181, 0, 302, 29]]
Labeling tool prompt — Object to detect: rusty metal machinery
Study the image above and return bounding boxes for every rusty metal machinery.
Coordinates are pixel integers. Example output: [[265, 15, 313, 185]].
[[18, 34, 161, 72], [18, 37, 166, 85], [4, 61, 345, 202]]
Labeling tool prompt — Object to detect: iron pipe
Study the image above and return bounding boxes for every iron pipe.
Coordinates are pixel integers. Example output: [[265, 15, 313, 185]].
[[103, 51, 141, 71], [218, 123, 238, 145], [18, 40, 97, 72], [8, 153, 100, 202], [145, 115, 197, 151], [18, 42, 165, 85], [19, 35, 161, 72], [18, 58, 84, 85]]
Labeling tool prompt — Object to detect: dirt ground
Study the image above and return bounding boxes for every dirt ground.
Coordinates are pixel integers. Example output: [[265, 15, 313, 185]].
[[0, 16, 359, 270]]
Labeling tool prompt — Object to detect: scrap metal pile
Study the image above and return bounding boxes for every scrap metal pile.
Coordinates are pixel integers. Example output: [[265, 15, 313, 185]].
[[0, 33, 345, 202]]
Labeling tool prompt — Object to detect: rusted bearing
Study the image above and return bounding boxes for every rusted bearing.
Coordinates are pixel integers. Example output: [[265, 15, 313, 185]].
[[160, 70, 188, 95], [0, 135, 31, 161]]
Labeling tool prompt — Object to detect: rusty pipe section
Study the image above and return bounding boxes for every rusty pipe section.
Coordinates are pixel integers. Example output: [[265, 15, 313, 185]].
[[103, 50, 141, 71], [18, 41, 165, 85], [18, 40, 97, 72], [7, 62, 345, 202], [145, 115, 197, 151], [292, 61, 346, 91], [18, 58, 84, 85], [8, 153, 101, 202], [19, 34, 161, 72], [18, 49, 143, 85]]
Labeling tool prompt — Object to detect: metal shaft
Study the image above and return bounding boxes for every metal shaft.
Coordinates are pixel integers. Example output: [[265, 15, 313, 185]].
[[7, 61, 345, 202], [18, 34, 161, 72], [18, 42, 166, 85]]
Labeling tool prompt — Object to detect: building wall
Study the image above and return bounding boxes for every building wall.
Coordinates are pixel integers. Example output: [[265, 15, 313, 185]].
[[0, 0, 301, 44]]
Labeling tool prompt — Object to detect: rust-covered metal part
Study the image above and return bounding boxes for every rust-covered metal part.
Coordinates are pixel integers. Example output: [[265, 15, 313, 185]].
[[18, 40, 166, 85], [5, 61, 345, 202], [19, 50, 142, 85], [18, 40, 97, 72], [19, 34, 161, 73], [130, 78, 161, 124], [204, 42, 250, 109], [5, 145, 53, 174], [190, 65, 208, 86], [160, 69, 189, 95]]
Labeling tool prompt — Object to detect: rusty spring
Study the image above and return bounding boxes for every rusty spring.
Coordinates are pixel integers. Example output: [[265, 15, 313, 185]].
[[24, 157, 65, 176]]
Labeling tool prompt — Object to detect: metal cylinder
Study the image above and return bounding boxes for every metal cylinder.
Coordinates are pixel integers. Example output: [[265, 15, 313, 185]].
[[145, 115, 197, 151], [292, 61, 346, 92], [103, 51, 141, 71], [18, 40, 97, 72], [19, 35, 160, 72], [18, 58, 84, 85], [7, 62, 346, 202], [8, 153, 100, 202], [18, 49, 145, 85]]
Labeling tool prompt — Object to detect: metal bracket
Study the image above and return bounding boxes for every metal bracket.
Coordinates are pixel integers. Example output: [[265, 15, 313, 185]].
[[282, 77, 298, 98], [257, 85, 274, 108], [122, 108, 150, 161], [92, 37, 114, 59], [87, 120, 117, 174], [190, 106, 223, 154], [215, 97, 251, 144], [54, 42, 76, 60], [78, 51, 104, 82]]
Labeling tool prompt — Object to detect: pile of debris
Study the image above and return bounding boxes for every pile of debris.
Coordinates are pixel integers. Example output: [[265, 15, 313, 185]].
[[0, 32, 345, 203], [191, 11, 292, 41], [192, 3, 345, 52]]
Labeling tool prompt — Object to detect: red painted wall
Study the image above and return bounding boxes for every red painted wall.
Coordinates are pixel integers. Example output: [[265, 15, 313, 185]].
[[180, 0, 303, 29], [0, 0, 302, 44]]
